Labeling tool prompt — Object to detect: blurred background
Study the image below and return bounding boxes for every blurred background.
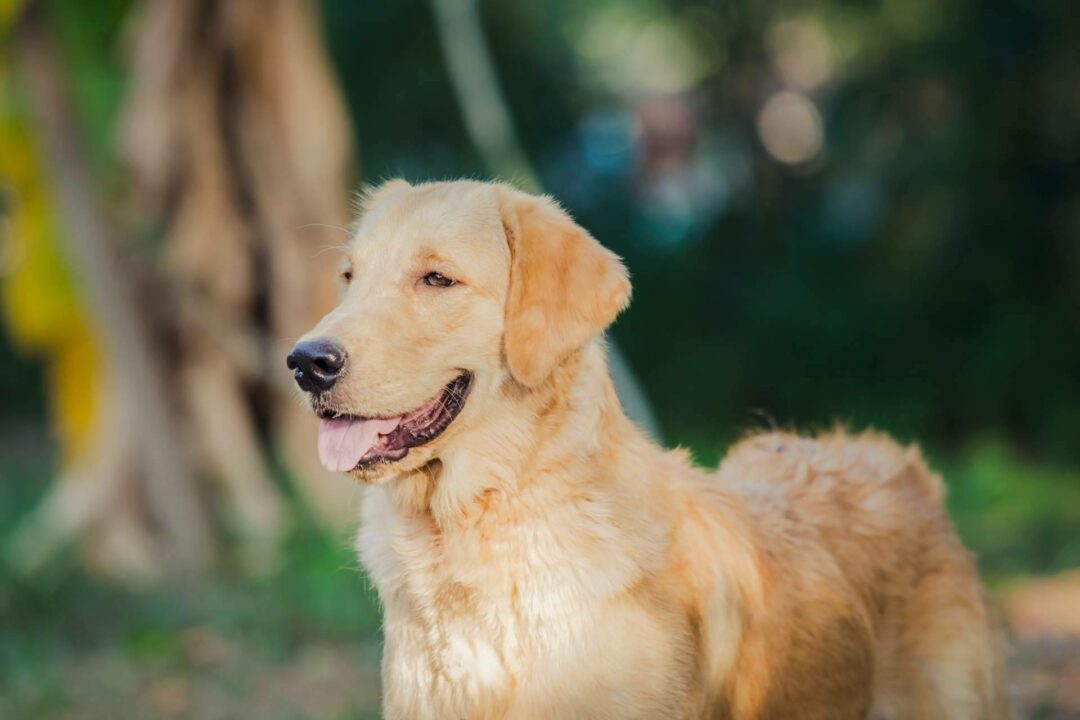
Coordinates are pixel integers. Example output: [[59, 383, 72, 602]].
[[1, 0, 1077, 717]]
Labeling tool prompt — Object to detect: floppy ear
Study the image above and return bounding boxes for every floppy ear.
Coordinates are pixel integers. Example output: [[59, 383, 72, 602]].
[[497, 186, 631, 388]]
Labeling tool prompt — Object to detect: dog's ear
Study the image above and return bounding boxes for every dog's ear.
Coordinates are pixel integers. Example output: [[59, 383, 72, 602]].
[[497, 185, 631, 388]]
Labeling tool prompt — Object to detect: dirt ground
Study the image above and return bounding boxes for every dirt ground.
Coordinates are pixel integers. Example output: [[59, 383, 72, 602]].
[[1, 626, 1075, 719]]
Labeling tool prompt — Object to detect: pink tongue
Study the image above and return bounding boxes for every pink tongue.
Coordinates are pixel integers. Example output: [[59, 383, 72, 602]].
[[317, 416, 402, 472]]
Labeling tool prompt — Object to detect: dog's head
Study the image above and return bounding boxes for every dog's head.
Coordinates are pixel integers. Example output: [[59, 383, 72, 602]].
[[287, 180, 631, 482]]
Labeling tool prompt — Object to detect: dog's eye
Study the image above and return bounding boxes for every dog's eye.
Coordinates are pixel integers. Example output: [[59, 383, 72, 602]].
[[341, 269, 353, 284], [422, 271, 456, 288]]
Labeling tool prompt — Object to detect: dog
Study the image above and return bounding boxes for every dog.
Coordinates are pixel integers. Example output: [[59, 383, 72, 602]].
[[287, 179, 1010, 719]]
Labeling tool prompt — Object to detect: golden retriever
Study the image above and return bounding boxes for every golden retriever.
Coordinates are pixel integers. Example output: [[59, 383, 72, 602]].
[[287, 180, 1010, 719]]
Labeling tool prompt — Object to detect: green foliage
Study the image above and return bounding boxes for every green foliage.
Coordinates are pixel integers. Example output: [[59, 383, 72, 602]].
[[45, 0, 132, 177], [2, 0, 1077, 466], [0, 451, 383, 716], [945, 438, 1080, 584], [316, 0, 1080, 465]]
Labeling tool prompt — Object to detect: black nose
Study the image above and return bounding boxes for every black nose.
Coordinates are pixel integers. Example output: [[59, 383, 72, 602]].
[[286, 340, 347, 393]]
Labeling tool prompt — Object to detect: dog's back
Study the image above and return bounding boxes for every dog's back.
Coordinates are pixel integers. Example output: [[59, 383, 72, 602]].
[[710, 431, 1010, 719]]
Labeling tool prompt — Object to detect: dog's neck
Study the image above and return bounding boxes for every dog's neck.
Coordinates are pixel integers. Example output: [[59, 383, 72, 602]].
[[383, 340, 651, 531]]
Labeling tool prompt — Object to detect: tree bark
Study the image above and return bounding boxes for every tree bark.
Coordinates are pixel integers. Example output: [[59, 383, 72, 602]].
[[13, 3, 214, 577]]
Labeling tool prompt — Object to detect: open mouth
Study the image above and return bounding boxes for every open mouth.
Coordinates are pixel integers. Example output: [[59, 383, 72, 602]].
[[315, 372, 473, 472]]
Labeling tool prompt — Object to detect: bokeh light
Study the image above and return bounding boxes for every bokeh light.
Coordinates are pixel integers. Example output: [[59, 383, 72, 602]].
[[756, 90, 825, 165], [767, 18, 833, 91]]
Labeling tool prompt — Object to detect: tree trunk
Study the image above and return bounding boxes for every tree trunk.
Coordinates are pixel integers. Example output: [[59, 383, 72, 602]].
[[9, 0, 358, 581]]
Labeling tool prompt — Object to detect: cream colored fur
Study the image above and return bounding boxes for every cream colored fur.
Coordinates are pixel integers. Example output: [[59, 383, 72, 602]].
[[295, 179, 1011, 719]]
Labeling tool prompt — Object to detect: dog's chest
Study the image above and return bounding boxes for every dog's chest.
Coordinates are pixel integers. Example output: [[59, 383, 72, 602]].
[[357, 489, 662, 717], [361, 517, 551, 715], [381, 563, 525, 716]]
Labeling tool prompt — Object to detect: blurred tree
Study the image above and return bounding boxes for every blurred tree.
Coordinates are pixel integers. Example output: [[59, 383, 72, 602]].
[[5, 0, 358, 582], [6, 0, 213, 580], [0, 27, 96, 470], [0, 9, 110, 573], [121, 0, 358, 566]]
